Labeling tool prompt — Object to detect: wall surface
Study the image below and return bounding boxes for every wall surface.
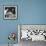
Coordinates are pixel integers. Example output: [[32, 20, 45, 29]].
[[0, 0, 20, 44], [20, 0, 46, 24], [0, 0, 46, 45]]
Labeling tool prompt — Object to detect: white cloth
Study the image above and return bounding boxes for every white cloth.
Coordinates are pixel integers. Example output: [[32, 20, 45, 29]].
[[31, 35, 45, 41], [21, 30, 28, 39]]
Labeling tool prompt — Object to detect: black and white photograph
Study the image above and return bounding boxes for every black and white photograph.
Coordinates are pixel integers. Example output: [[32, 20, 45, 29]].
[[4, 5, 17, 19], [18, 25, 46, 41], [18, 25, 46, 46]]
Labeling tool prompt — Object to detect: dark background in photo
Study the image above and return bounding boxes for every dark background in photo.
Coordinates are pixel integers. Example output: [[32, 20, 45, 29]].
[[5, 7, 16, 18], [5, 7, 15, 14]]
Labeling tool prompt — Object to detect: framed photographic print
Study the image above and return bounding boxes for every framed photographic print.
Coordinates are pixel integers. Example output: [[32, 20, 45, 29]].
[[4, 5, 17, 19], [18, 24, 46, 41]]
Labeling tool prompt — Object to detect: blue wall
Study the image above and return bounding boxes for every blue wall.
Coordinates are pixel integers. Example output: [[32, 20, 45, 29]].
[[0, 0, 46, 44], [20, 0, 46, 24]]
